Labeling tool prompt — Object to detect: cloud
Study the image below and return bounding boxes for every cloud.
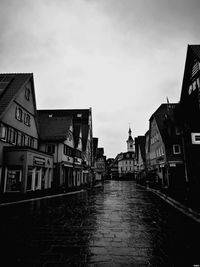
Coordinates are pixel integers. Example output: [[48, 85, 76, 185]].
[[1, 0, 200, 158]]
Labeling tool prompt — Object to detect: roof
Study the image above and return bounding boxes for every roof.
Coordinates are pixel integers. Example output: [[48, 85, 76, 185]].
[[37, 112, 72, 141], [135, 136, 146, 162], [92, 137, 98, 156], [190, 45, 200, 60], [37, 109, 90, 123], [0, 73, 33, 118], [73, 123, 81, 148], [150, 103, 178, 145], [180, 45, 200, 102], [37, 109, 91, 148], [82, 124, 89, 151], [96, 147, 104, 157], [127, 135, 133, 142]]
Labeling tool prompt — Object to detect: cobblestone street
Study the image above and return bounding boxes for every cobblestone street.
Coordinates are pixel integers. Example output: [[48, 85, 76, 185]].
[[1, 181, 200, 266]]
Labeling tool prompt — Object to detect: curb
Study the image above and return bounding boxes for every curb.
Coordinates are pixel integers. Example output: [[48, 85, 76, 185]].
[[0, 189, 86, 207], [147, 187, 200, 224]]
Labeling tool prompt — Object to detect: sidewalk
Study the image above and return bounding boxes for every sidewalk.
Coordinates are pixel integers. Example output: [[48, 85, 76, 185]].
[[0, 181, 104, 206], [145, 185, 200, 224]]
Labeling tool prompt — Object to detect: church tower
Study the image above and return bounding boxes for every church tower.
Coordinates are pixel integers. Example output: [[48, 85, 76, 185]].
[[126, 127, 134, 152]]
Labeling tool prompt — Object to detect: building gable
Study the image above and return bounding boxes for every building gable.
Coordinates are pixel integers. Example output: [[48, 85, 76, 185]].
[[0, 74, 39, 139], [180, 45, 200, 103]]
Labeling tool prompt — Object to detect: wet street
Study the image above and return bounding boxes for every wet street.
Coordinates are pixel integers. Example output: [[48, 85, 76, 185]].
[[0, 181, 200, 267]]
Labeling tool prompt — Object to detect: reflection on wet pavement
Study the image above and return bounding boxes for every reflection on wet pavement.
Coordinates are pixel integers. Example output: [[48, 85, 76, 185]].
[[0, 181, 200, 266]]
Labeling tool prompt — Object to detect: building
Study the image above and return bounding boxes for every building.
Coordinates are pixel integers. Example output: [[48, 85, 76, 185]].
[[148, 103, 184, 189], [176, 44, 200, 193], [94, 147, 106, 181], [108, 156, 120, 180], [37, 109, 93, 190], [135, 135, 146, 182], [118, 127, 135, 179], [0, 73, 53, 194]]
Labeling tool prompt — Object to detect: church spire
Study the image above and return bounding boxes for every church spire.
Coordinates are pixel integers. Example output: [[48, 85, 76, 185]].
[[126, 125, 135, 152]]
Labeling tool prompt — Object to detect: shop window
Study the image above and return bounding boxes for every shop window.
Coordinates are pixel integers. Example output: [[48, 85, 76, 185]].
[[35, 168, 41, 190], [6, 169, 22, 192], [46, 144, 55, 154], [15, 107, 23, 121], [24, 113, 30, 126], [0, 124, 7, 141], [173, 144, 181, 154], [27, 168, 34, 191]]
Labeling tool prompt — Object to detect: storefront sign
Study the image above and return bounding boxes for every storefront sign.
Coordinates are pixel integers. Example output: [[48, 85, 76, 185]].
[[169, 163, 176, 167], [34, 157, 45, 166]]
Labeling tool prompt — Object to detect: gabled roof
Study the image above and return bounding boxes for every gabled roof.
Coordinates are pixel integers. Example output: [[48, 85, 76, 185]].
[[73, 123, 81, 148], [180, 45, 200, 102], [137, 136, 146, 162], [150, 103, 177, 145], [96, 147, 104, 158], [37, 109, 90, 123], [37, 109, 91, 148], [135, 136, 146, 161], [37, 112, 73, 141], [82, 124, 89, 151], [0, 73, 34, 118], [92, 137, 98, 156]]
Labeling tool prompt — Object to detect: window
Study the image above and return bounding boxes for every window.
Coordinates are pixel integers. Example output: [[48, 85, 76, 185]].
[[16, 107, 23, 121], [188, 77, 200, 95], [7, 128, 17, 144], [0, 124, 7, 141], [24, 135, 29, 146], [173, 144, 181, 154], [30, 138, 34, 148], [24, 113, 30, 126], [64, 144, 73, 156], [25, 87, 30, 101], [21, 134, 25, 146], [46, 144, 55, 154], [175, 127, 181, 135], [191, 60, 200, 78], [16, 132, 21, 146], [77, 114, 82, 118], [27, 168, 34, 190], [6, 169, 22, 192]]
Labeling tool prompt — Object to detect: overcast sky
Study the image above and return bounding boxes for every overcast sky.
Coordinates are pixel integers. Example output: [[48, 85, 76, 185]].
[[1, 0, 200, 158]]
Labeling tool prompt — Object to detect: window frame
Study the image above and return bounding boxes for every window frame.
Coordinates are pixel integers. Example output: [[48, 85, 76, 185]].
[[15, 106, 23, 121], [173, 144, 181, 154]]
